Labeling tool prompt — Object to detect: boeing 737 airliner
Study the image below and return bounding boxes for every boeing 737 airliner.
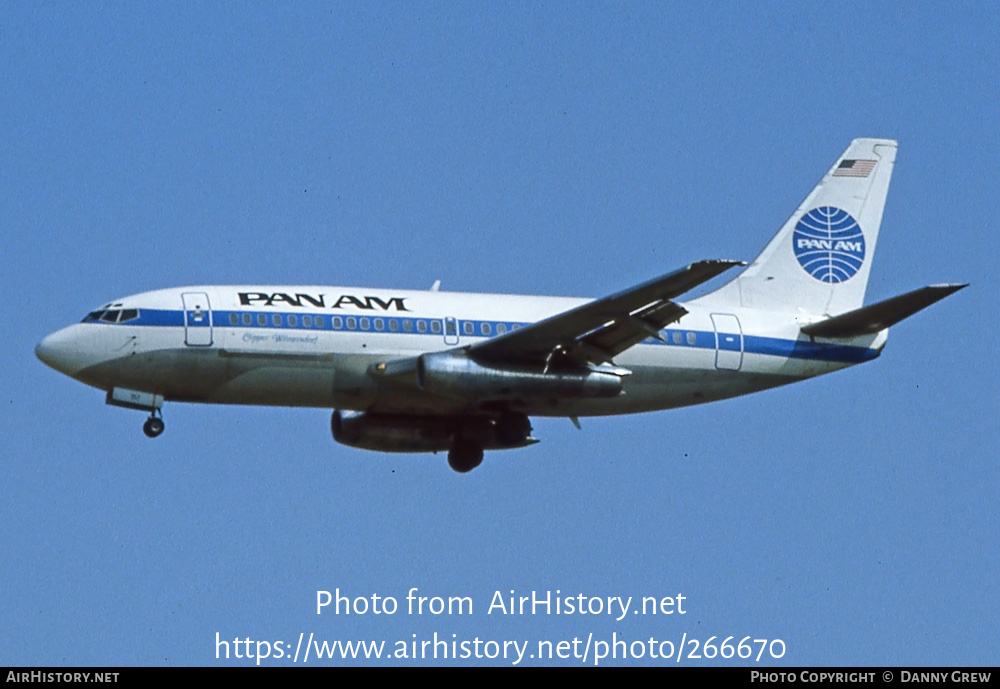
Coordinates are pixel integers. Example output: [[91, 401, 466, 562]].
[[36, 139, 964, 471]]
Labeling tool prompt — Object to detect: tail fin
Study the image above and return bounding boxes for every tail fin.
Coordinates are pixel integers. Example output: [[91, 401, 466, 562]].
[[693, 138, 897, 316]]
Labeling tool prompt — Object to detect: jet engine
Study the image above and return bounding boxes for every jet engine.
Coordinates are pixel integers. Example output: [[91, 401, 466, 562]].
[[331, 409, 535, 454], [415, 350, 623, 401]]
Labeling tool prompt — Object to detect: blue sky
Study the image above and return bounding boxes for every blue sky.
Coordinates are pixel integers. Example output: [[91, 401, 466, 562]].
[[3, 2, 997, 666]]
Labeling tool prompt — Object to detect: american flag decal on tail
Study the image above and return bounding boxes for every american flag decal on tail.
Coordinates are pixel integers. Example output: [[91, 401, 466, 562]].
[[833, 159, 877, 178]]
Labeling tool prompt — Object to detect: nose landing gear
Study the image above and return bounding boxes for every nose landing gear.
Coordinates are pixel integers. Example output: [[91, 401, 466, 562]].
[[143, 412, 165, 438], [106, 388, 166, 438]]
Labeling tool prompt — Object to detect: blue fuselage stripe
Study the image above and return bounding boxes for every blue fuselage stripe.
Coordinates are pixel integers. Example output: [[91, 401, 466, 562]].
[[98, 309, 879, 364]]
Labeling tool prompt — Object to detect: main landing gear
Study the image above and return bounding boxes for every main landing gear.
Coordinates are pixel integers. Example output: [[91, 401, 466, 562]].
[[445, 413, 532, 473], [143, 412, 165, 438], [448, 439, 484, 473], [495, 412, 532, 446]]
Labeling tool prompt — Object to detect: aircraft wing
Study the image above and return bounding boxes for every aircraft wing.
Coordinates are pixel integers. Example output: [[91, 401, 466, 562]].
[[469, 260, 743, 367]]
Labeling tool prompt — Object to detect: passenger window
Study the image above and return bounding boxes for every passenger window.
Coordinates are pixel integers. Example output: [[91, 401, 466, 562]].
[[332, 316, 342, 329], [402, 320, 412, 332], [686, 332, 697, 345], [374, 318, 384, 331], [302, 315, 312, 327], [258, 314, 267, 326], [272, 314, 282, 326], [229, 313, 238, 326], [481, 322, 491, 336], [497, 323, 507, 335], [289, 314, 298, 327], [360, 317, 370, 331], [314, 316, 324, 328], [431, 320, 442, 334], [672, 331, 682, 344], [389, 319, 398, 332], [463, 321, 474, 335], [417, 320, 427, 333], [242, 313, 252, 326], [346, 317, 357, 330], [446, 320, 457, 336]]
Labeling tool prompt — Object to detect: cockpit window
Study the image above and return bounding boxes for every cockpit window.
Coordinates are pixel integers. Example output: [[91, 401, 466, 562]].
[[81, 308, 140, 324]]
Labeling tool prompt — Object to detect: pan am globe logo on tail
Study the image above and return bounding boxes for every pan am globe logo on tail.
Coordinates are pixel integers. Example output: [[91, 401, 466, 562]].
[[792, 206, 866, 283]]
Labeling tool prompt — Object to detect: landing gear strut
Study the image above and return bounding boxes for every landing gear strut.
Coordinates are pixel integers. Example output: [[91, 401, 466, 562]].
[[448, 438, 484, 473], [143, 412, 165, 438]]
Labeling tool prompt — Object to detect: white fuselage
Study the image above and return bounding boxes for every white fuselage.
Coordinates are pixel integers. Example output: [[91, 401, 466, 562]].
[[36, 284, 885, 418], [35, 140, 958, 469]]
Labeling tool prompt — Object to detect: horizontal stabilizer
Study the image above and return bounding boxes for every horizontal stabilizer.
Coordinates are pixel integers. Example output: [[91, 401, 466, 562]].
[[801, 284, 967, 338]]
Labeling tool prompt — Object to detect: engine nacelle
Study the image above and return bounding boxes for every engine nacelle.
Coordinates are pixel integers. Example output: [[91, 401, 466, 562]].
[[331, 410, 535, 454], [416, 351, 623, 401]]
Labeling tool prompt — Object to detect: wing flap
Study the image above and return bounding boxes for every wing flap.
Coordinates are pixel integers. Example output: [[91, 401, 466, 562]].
[[800, 284, 967, 338], [567, 301, 688, 365]]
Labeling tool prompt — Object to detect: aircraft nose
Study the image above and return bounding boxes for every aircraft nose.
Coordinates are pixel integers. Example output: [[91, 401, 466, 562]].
[[36, 327, 89, 376]]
